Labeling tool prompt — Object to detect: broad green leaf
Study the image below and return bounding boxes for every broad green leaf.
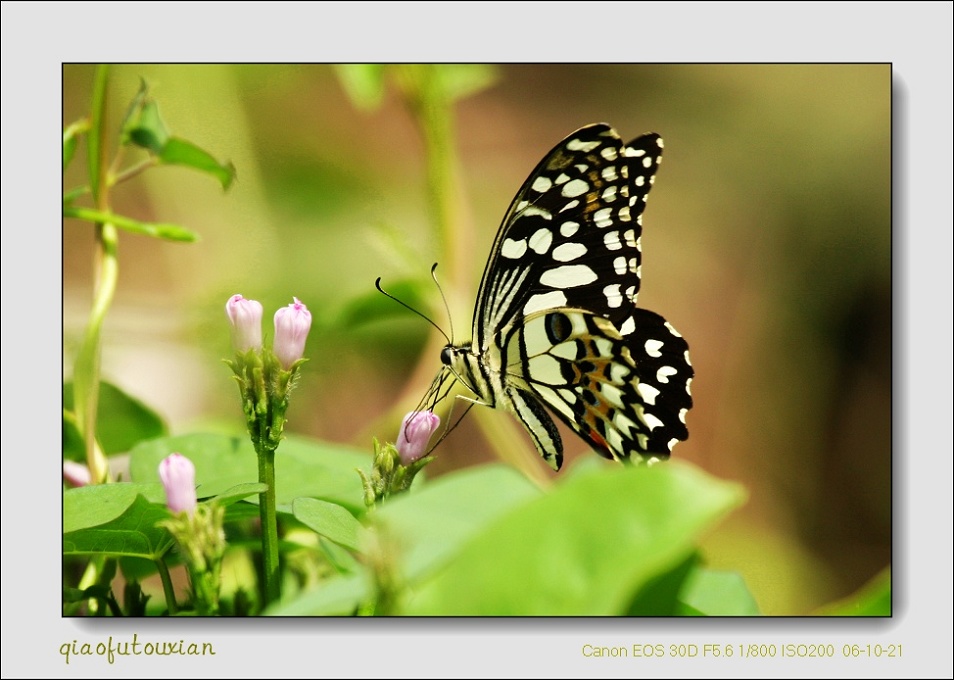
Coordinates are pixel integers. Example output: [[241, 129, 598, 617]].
[[127, 433, 368, 513], [627, 553, 701, 615], [64, 482, 166, 533], [158, 137, 236, 190], [223, 501, 262, 523], [402, 462, 746, 615], [265, 572, 369, 616], [119, 556, 164, 583], [63, 380, 167, 455], [334, 64, 387, 111], [63, 493, 173, 560], [815, 566, 890, 616], [676, 567, 761, 616], [293, 498, 365, 552], [373, 464, 542, 583], [63, 206, 199, 242]]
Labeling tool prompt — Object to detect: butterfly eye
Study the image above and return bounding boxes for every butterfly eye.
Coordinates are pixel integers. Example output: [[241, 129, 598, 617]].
[[440, 346, 453, 366]]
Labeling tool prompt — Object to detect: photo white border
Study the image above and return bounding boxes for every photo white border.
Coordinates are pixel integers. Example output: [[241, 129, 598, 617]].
[[3, 2, 951, 677]]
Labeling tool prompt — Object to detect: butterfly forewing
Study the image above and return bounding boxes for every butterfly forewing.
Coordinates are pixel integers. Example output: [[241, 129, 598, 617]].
[[440, 123, 692, 470], [474, 124, 662, 351]]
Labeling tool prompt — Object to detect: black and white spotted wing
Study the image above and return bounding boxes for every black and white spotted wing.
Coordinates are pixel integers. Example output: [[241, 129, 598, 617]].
[[435, 123, 693, 470]]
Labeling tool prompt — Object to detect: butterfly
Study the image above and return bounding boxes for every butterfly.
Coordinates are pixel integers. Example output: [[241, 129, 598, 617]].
[[427, 123, 693, 471]]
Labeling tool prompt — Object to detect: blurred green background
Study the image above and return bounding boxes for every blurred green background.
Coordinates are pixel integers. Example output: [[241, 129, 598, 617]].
[[62, 64, 890, 616]]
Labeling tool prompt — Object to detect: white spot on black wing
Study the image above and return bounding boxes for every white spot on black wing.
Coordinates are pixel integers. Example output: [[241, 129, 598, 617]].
[[562, 179, 589, 198], [539, 264, 598, 288]]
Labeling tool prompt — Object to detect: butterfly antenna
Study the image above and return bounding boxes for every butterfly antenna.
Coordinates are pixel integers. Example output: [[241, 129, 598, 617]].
[[429, 263, 455, 343], [374, 276, 450, 345]]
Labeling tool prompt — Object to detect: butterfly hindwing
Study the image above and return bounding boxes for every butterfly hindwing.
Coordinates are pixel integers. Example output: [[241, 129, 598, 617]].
[[504, 308, 692, 468]]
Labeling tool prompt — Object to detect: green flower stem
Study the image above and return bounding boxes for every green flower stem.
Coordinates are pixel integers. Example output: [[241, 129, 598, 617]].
[[64, 205, 198, 242], [396, 65, 470, 297], [155, 557, 179, 615], [257, 447, 280, 605], [72, 65, 117, 485], [227, 351, 283, 605], [87, 65, 109, 202], [111, 157, 157, 186]]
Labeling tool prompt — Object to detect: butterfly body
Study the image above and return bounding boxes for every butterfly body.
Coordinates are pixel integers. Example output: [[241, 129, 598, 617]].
[[434, 123, 693, 471]]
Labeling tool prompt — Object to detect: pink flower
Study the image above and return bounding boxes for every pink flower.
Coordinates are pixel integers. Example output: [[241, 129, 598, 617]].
[[273, 297, 312, 369], [395, 411, 440, 465], [63, 460, 92, 487], [158, 453, 197, 516], [225, 294, 263, 352]]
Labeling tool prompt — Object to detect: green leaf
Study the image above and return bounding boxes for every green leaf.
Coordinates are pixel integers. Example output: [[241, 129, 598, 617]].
[[373, 464, 542, 583], [64, 482, 166, 534], [63, 380, 168, 456], [63, 493, 173, 560], [62, 185, 88, 208], [63, 119, 89, 172], [401, 462, 746, 615], [317, 536, 361, 574], [118, 556, 163, 583], [63, 408, 85, 462], [127, 433, 369, 513], [223, 502, 262, 523], [158, 137, 236, 190], [815, 566, 891, 616], [334, 64, 388, 111], [265, 572, 369, 616], [116, 78, 234, 189], [63, 206, 199, 242], [210, 482, 268, 506], [627, 553, 701, 615], [676, 567, 761, 616], [292, 498, 365, 552]]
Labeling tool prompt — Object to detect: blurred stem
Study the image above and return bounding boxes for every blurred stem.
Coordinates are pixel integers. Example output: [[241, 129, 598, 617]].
[[72, 64, 115, 484], [111, 157, 157, 186], [258, 448, 280, 606], [155, 558, 179, 615], [395, 65, 469, 299], [76, 554, 107, 614]]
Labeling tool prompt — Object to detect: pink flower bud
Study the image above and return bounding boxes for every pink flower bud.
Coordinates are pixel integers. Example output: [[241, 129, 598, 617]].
[[158, 453, 197, 516], [396, 411, 440, 465], [273, 297, 312, 369], [225, 294, 263, 352], [63, 460, 92, 487]]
